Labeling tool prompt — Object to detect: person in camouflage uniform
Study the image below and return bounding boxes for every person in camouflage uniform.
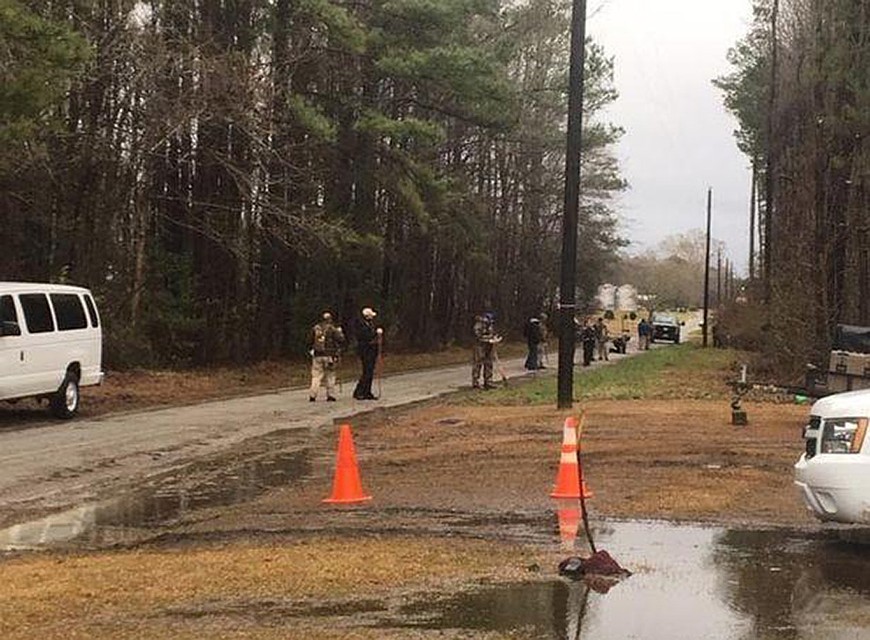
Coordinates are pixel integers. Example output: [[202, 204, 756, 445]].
[[309, 311, 345, 402], [472, 312, 497, 389]]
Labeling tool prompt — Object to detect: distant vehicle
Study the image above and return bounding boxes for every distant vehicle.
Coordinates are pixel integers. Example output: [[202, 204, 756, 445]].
[[651, 314, 682, 344], [0, 282, 104, 418], [794, 389, 870, 524]]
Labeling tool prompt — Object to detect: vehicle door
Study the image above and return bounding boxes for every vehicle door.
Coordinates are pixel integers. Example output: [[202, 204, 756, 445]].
[[0, 294, 28, 400], [49, 292, 93, 380], [17, 292, 61, 395]]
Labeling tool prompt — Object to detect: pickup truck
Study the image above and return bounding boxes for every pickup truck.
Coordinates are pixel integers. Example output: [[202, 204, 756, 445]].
[[795, 389, 870, 524], [651, 315, 682, 344]]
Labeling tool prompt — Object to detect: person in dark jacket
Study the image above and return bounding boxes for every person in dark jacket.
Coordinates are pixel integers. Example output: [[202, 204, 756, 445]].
[[579, 318, 596, 367], [353, 307, 383, 400], [523, 317, 543, 370], [637, 318, 651, 350]]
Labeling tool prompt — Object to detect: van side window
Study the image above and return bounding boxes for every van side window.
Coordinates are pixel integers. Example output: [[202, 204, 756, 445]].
[[19, 294, 55, 333], [50, 293, 88, 331], [83, 294, 100, 328], [1, 295, 17, 323]]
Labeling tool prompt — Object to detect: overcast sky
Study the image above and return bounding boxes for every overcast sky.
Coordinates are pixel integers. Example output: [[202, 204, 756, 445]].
[[587, 0, 754, 274]]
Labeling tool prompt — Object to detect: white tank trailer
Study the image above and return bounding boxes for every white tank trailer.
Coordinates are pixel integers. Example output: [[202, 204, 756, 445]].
[[597, 284, 617, 310]]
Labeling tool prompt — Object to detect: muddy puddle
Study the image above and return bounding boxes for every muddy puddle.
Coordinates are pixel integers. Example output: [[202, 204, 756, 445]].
[[0, 448, 310, 550], [384, 521, 870, 639]]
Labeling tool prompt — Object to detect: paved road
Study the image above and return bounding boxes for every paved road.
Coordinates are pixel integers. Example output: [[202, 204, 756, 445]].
[[0, 356, 552, 519]]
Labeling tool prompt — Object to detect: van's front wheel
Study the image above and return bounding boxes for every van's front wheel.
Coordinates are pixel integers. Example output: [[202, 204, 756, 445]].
[[51, 373, 80, 419]]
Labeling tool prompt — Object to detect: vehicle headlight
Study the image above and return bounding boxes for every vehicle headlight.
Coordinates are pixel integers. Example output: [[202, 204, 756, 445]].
[[820, 418, 868, 454]]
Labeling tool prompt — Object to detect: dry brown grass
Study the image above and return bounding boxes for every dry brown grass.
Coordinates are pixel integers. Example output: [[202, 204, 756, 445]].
[[0, 537, 544, 640]]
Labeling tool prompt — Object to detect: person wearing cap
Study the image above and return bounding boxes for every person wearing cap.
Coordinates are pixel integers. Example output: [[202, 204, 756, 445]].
[[309, 311, 345, 402], [353, 306, 383, 400]]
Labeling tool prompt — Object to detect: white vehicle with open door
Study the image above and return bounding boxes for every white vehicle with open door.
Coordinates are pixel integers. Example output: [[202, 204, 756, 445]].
[[795, 389, 870, 524], [0, 282, 104, 418]]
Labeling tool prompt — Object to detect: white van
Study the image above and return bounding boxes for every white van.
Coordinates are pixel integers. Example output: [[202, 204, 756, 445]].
[[794, 389, 870, 524], [0, 282, 104, 418]]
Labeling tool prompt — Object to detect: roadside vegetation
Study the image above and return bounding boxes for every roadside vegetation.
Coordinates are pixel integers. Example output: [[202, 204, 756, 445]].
[[716, 0, 870, 374], [462, 344, 745, 405], [3, 0, 626, 366]]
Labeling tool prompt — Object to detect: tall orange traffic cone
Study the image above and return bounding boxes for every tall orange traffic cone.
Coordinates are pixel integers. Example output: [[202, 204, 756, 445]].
[[550, 416, 594, 499], [323, 424, 372, 504]]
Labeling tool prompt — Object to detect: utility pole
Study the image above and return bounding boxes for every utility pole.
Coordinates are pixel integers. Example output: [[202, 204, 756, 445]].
[[557, 0, 587, 409], [703, 188, 712, 348], [716, 247, 722, 307], [725, 258, 732, 301], [749, 160, 757, 281]]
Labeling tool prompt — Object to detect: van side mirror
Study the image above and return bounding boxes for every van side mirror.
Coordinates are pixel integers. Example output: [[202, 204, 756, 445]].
[[1, 321, 21, 336]]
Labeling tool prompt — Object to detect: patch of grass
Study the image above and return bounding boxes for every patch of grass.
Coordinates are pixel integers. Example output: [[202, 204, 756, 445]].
[[0, 536, 547, 639], [459, 344, 745, 405]]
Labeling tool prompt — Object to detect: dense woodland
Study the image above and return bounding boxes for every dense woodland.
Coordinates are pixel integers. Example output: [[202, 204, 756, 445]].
[[717, 0, 870, 373], [1, 0, 627, 366]]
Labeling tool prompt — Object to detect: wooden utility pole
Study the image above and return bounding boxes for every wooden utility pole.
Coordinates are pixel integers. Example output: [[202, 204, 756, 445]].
[[725, 258, 732, 301], [703, 188, 712, 348], [716, 247, 722, 307], [749, 160, 757, 281], [557, 0, 587, 409]]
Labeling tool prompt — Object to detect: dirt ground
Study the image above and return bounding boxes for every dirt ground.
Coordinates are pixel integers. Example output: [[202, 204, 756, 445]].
[[183, 397, 811, 534], [0, 351, 819, 639]]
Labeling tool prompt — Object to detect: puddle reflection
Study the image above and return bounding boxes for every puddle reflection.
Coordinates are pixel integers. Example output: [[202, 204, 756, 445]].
[[0, 449, 310, 550], [393, 518, 870, 639]]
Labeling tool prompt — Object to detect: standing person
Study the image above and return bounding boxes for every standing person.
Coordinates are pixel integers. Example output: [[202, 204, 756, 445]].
[[637, 318, 651, 350], [353, 307, 383, 400], [537, 313, 550, 369], [309, 311, 345, 402], [579, 318, 596, 366], [472, 312, 497, 389], [523, 317, 542, 370], [595, 317, 610, 362]]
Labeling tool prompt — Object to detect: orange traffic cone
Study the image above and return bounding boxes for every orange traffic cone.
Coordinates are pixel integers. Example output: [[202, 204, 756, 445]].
[[323, 424, 372, 504], [550, 415, 594, 499]]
